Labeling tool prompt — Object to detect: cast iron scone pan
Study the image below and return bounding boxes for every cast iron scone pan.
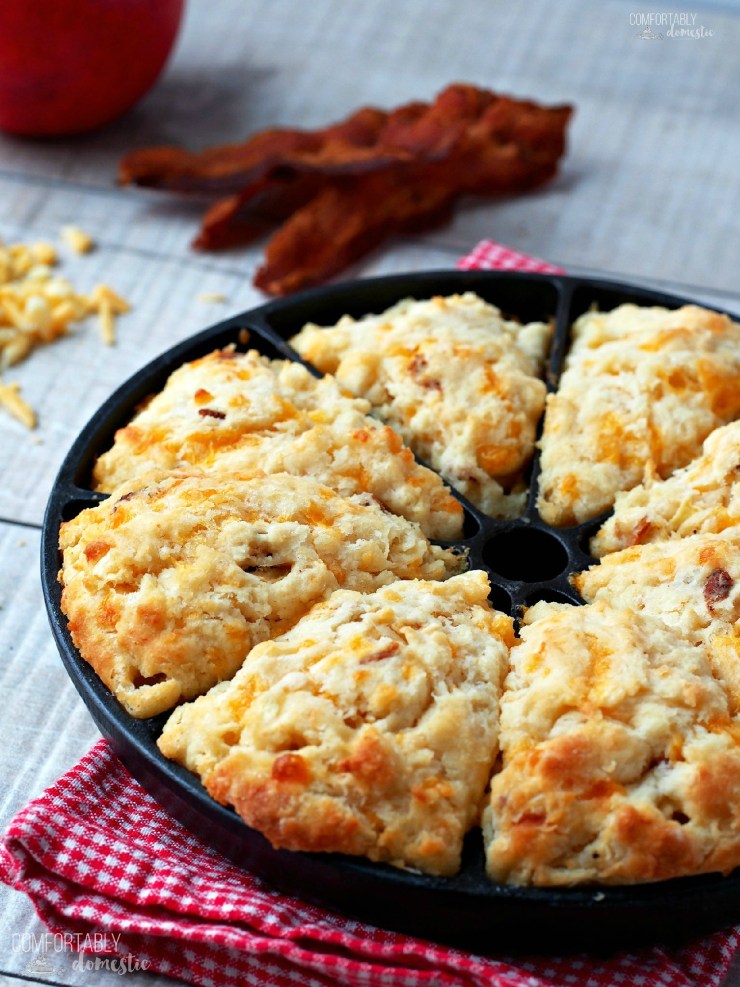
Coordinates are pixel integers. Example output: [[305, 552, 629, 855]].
[[41, 271, 740, 953]]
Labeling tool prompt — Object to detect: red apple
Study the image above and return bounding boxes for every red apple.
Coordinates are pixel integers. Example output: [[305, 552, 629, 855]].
[[0, 0, 185, 137]]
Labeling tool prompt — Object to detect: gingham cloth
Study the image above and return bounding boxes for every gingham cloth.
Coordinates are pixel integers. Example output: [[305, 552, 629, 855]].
[[455, 239, 565, 274], [1, 241, 738, 987], [2, 742, 739, 987]]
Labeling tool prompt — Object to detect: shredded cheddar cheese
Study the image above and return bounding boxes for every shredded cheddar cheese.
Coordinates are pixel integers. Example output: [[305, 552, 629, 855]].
[[61, 225, 95, 255], [90, 283, 131, 345], [0, 234, 130, 428], [0, 380, 36, 429]]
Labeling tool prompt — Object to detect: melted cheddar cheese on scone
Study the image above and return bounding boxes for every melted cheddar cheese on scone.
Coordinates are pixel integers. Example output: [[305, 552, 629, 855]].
[[92, 348, 463, 541], [159, 571, 513, 877], [290, 293, 551, 518], [537, 305, 740, 526], [59, 470, 461, 719], [591, 421, 740, 557], [484, 599, 740, 885], [574, 530, 740, 712]]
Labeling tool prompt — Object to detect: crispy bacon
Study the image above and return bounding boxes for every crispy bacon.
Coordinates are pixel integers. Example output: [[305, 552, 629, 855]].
[[118, 84, 573, 293], [119, 87, 502, 193], [119, 106, 409, 193], [254, 166, 457, 295], [255, 97, 572, 295], [704, 568, 733, 612], [194, 172, 327, 249], [360, 642, 401, 663], [194, 86, 571, 255]]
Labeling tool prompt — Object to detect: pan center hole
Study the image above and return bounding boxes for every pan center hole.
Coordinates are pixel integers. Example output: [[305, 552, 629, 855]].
[[484, 527, 568, 581]]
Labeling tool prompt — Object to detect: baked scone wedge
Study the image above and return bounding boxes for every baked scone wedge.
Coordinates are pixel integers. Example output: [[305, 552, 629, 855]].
[[537, 304, 740, 526], [59, 470, 462, 718], [92, 347, 463, 541], [574, 529, 740, 711], [290, 292, 551, 517], [159, 570, 513, 877], [484, 599, 740, 886], [591, 421, 740, 557]]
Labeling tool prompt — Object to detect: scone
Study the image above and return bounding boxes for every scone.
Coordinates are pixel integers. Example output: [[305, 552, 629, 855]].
[[591, 421, 740, 557], [290, 293, 551, 517], [574, 530, 740, 711], [92, 347, 463, 541], [537, 305, 740, 526], [484, 599, 740, 885], [159, 571, 513, 877], [59, 470, 461, 718]]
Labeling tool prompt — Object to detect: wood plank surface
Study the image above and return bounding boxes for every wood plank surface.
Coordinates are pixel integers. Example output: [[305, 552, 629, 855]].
[[1, 0, 739, 984]]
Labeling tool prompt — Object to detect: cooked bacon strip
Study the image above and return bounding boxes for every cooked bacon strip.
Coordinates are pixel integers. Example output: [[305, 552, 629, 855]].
[[454, 97, 573, 194], [119, 85, 524, 195], [195, 87, 571, 253], [253, 167, 456, 295], [193, 172, 325, 249], [119, 106, 406, 194], [191, 85, 486, 248], [118, 84, 572, 293], [254, 98, 572, 295]]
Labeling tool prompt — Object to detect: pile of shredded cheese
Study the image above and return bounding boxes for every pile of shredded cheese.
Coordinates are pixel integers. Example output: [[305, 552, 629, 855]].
[[0, 229, 130, 429]]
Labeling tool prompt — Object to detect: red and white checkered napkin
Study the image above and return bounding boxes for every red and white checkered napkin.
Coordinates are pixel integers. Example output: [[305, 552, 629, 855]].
[[1, 741, 738, 987], [455, 239, 565, 274], [1, 241, 738, 987]]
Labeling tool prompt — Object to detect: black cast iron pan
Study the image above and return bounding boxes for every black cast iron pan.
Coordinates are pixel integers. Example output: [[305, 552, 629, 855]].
[[41, 270, 740, 953]]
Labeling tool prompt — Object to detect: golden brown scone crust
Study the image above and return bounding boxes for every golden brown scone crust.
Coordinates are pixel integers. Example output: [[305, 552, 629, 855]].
[[574, 530, 740, 712], [59, 470, 461, 718], [591, 421, 740, 557], [92, 348, 463, 541], [484, 599, 740, 886], [537, 305, 740, 526], [290, 293, 551, 518], [159, 571, 513, 877]]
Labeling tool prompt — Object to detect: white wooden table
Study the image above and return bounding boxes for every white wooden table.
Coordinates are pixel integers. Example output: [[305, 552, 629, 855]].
[[1, 1, 739, 984]]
